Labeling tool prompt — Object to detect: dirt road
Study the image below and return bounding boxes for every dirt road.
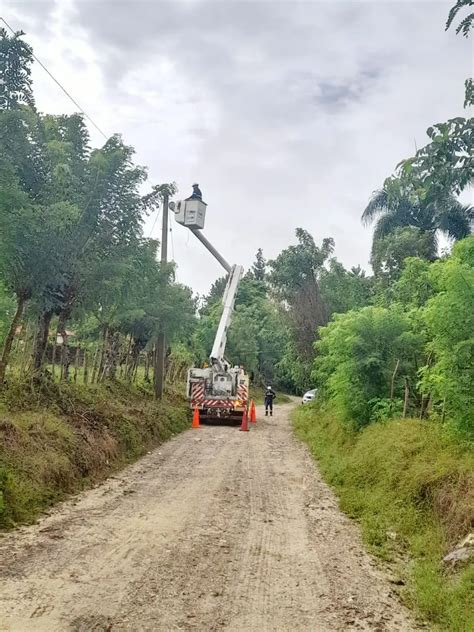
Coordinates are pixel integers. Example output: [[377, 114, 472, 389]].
[[0, 402, 416, 631]]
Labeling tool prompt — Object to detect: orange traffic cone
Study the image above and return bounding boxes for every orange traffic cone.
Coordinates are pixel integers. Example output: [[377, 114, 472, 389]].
[[239, 408, 249, 432], [192, 407, 200, 429], [250, 400, 257, 423]]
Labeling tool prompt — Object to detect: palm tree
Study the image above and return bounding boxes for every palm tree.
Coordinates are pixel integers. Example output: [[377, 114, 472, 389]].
[[362, 188, 472, 259]]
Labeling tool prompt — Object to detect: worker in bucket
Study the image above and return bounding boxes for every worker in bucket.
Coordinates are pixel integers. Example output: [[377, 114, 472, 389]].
[[264, 385, 276, 416]]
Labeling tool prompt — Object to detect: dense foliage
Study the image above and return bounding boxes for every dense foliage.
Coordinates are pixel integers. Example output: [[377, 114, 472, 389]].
[[0, 30, 197, 389], [0, 17, 472, 435], [308, 5, 473, 438], [315, 306, 423, 427], [420, 238, 474, 435], [313, 239, 473, 436], [0, 10, 472, 625]]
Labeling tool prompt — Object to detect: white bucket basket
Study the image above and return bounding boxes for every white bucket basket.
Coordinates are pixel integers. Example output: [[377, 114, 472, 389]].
[[174, 198, 207, 230]]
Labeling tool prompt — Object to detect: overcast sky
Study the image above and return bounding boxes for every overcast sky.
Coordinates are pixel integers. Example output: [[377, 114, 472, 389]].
[[2, 0, 472, 295]]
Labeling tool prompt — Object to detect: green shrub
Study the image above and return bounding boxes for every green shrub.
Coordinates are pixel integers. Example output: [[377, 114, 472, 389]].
[[313, 306, 424, 427], [420, 237, 474, 437]]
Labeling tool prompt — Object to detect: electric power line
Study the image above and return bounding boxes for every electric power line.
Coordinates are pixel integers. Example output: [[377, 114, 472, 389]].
[[1, 16, 109, 140], [2, 16, 174, 257], [147, 207, 161, 239], [169, 215, 175, 262]]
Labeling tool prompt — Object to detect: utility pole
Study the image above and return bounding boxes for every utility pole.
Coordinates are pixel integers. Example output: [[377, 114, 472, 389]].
[[154, 191, 169, 399]]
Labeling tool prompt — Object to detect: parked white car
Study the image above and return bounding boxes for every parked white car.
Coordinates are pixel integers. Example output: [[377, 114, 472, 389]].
[[302, 388, 317, 404]]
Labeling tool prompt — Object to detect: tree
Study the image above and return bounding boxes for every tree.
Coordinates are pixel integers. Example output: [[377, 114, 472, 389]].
[[251, 248, 266, 281], [0, 29, 187, 383], [314, 306, 424, 427], [320, 259, 373, 315], [274, 338, 309, 393], [269, 229, 333, 363], [386, 81, 473, 204], [446, 0, 474, 37], [28, 129, 151, 374], [0, 31, 52, 381], [227, 307, 260, 373], [0, 28, 34, 109], [420, 236, 474, 435], [236, 276, 267, 307], [200, 276, 227, 315], [195, 260, 289, 386], [392, 257, 436, 309], [0, 282, 15, 349], [370, 227, 438, 285], [0, 162, 72, 381], [362, 186, 471, 262]]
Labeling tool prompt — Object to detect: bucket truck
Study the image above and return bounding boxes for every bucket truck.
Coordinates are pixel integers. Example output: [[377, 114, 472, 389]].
[[172, 188, 249, 421]]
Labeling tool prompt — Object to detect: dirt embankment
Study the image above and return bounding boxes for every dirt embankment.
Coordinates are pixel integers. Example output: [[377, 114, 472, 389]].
[[0, 381, 189, 529], [0, 402, 416, 631]]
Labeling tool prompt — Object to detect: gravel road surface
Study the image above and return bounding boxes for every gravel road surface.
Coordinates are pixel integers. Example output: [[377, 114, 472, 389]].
[[0, 402, 416, 631]]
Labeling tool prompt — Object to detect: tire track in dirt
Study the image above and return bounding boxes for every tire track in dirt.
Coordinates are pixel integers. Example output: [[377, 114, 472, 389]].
[[0, 402, 417, 631]]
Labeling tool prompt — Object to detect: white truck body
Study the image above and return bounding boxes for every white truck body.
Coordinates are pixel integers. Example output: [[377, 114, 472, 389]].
[[187, 366, 249, 419], [174, 188, 249, 420], [186, 264, 249, 419]]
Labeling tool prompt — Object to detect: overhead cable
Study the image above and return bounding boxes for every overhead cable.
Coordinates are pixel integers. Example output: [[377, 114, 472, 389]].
[[1, 16, 109, 140]]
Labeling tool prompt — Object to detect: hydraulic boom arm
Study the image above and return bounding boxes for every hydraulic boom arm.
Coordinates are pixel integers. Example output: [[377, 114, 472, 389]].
[[210, 264, 244, 369], [172, 191, 243, 372]]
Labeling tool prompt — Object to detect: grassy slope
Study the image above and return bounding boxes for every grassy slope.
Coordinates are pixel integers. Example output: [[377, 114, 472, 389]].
[[0, 380, 189, 529], [293, 405, 474, 632]]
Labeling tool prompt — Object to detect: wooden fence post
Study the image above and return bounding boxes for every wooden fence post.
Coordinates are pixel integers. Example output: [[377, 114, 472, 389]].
[[402, 377, 409, 418], [390, 359, 400, 401]]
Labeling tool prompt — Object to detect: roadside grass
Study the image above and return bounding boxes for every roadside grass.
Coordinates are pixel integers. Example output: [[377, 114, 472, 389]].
[[293, 404, 474, 632], [0, 379, 189, 529]]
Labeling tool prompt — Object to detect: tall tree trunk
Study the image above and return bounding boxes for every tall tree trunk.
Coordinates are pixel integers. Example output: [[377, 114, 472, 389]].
[[144, 350, 150, 383], [110, 332, 120, 378], [101, 330, 119, 381], [127, 338, 141, 382], [426, 394, 433, 417], [419, 394, 428, 419], [0, 294, 26, 385], [32, 310, 54, 372], [151, 345, 156, 386], [20, 320, 31, 377], [73, 346, 80, 383], [57, 312, 70, 382], [12, 326, 21, 358], [83, 349, 89, 385], [51, 338, 57, 381], [133, 354, 139, 383], [97, 325, 109, 382], [91, 347, 100, 384], [122, 335, 133, 381]]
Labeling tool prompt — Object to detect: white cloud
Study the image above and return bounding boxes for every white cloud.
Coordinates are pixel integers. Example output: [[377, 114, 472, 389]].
[[2, 0, 472, 293]]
